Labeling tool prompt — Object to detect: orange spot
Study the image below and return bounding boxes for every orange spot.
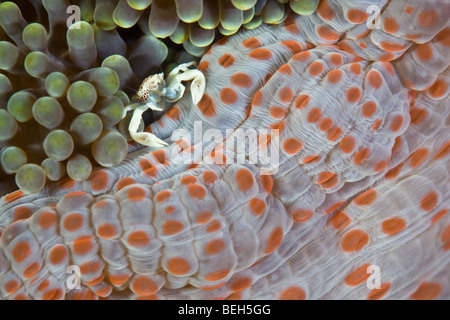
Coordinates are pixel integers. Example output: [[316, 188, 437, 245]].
[[349, 63, 361, 75], [431, 209, 448, 224], [127, 186, 146, 202], [302, 155, 320, 164], [242, 37, 261, 49], [252, 90, 263, 107], [367, 70, 383, 89], [139, 158, 152, 170], [294, 94, 310, 109], [248, 48, 272, 60], [367, 283, 391, 300], [324, 201, 344, 214], [317, 25, 340, 41], [49, 245, 67, 265], [330, 53, 343, 66], [96, 223, 117, 239], [390, 115, 404, 132], [270, 106, 287, 118], [5, 280, 20, 294], [80, 261, 101, 275], [188, 184, 206, 199], [204, 269, 230, 282], [180, 175, 197, 185], [235, 169, 254, 192], [418, 10, 437, 28], [38, 211, 56, 229], [12, 241, 31, 263], [249, 198, 266, 216], [405, 6, 414, 14], [143, 166, 157, 178], [231, 73, 253, 88], [279, 87, 293, 103], [63, 213, 84, 231], [108, 274, 130, 286], [379, 52, 395, 62], [410, 282, 442, 300], [162, 220, 184, 236], [265, 227, 283, 254], [292, 209, 313, 223], [73, 236, 94, 255], [380, 41, 406, 52], [155, 190, 171, 202], [283, 137, 303, 155], [327, 69, 343, 83], [307, 107, 322, 123], [197, 93, 216, 117], [436, 27, 450, 46], [382, 217, 406, 235], [353, 148, 370, 165], [410, 148, 429, 168], [59, 178, 76, 190], [205, 238, 226, 255], [362, 101, 377, 118], [117, 177, 136, 190], [23, 262, 41, 279], [218, 53, 235, 67], [127, 230, 150, 247], [317, 0, 335, 20], [196, 211, 213, 224], [416, 43, 433, 61], [42, 288, 64, 300], [206, 219, 222, 233], [434, 141, 449, 160], [281, 40, 302, 53], [197, 61, 209, 72], [217, 37, 228, 45], [341, 229, 370, 252], [132, 276, 159, 296], [152, 150, 167, 165], [347, 9, 368, 23], [220, 87, 238, 105], [317, 171, 338, 189], [383, 17, 399, 33], [166, 106, 180, 120], [374, 159, 389, 172], [283, 16, 300, 34], [13, 206, 31, 221], [345, 263, 371, 286], [427, 79, 447, 98], [339, 136, 355, 154], [346, 87, 361, 103], [354, 189, 377, 206], [330, 211, 351, 230], [90, 170, 108, 192], [319, 118, 333, 131], [293, 51, 311, 61], [230, 277, 252, 292], [326, 127, 342, 141], [309, 61, 324, 76], [410, 108, 428, 125], [261, 174, 273, 193], [5, 190, 23, 203], [203, 171, 218, 184], [279, 286, 306, 300], [420, 191, 438, 211]]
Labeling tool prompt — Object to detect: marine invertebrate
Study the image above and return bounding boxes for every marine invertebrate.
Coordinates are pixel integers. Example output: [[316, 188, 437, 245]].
[[79, 0, 321, 56], [0, 1, 169, 194], [125, 61, 206, 147], [0, 0, 449, 301]]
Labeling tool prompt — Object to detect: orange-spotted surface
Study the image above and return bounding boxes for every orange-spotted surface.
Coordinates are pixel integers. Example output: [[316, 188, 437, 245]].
[[0, 0, 449, 300]]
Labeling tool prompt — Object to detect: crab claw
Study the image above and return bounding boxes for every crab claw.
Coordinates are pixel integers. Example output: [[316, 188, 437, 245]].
[[165, 61, 206, 105]]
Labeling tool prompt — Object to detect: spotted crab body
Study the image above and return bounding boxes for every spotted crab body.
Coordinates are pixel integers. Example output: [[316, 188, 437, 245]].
[[0, 0, 449, 300]]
